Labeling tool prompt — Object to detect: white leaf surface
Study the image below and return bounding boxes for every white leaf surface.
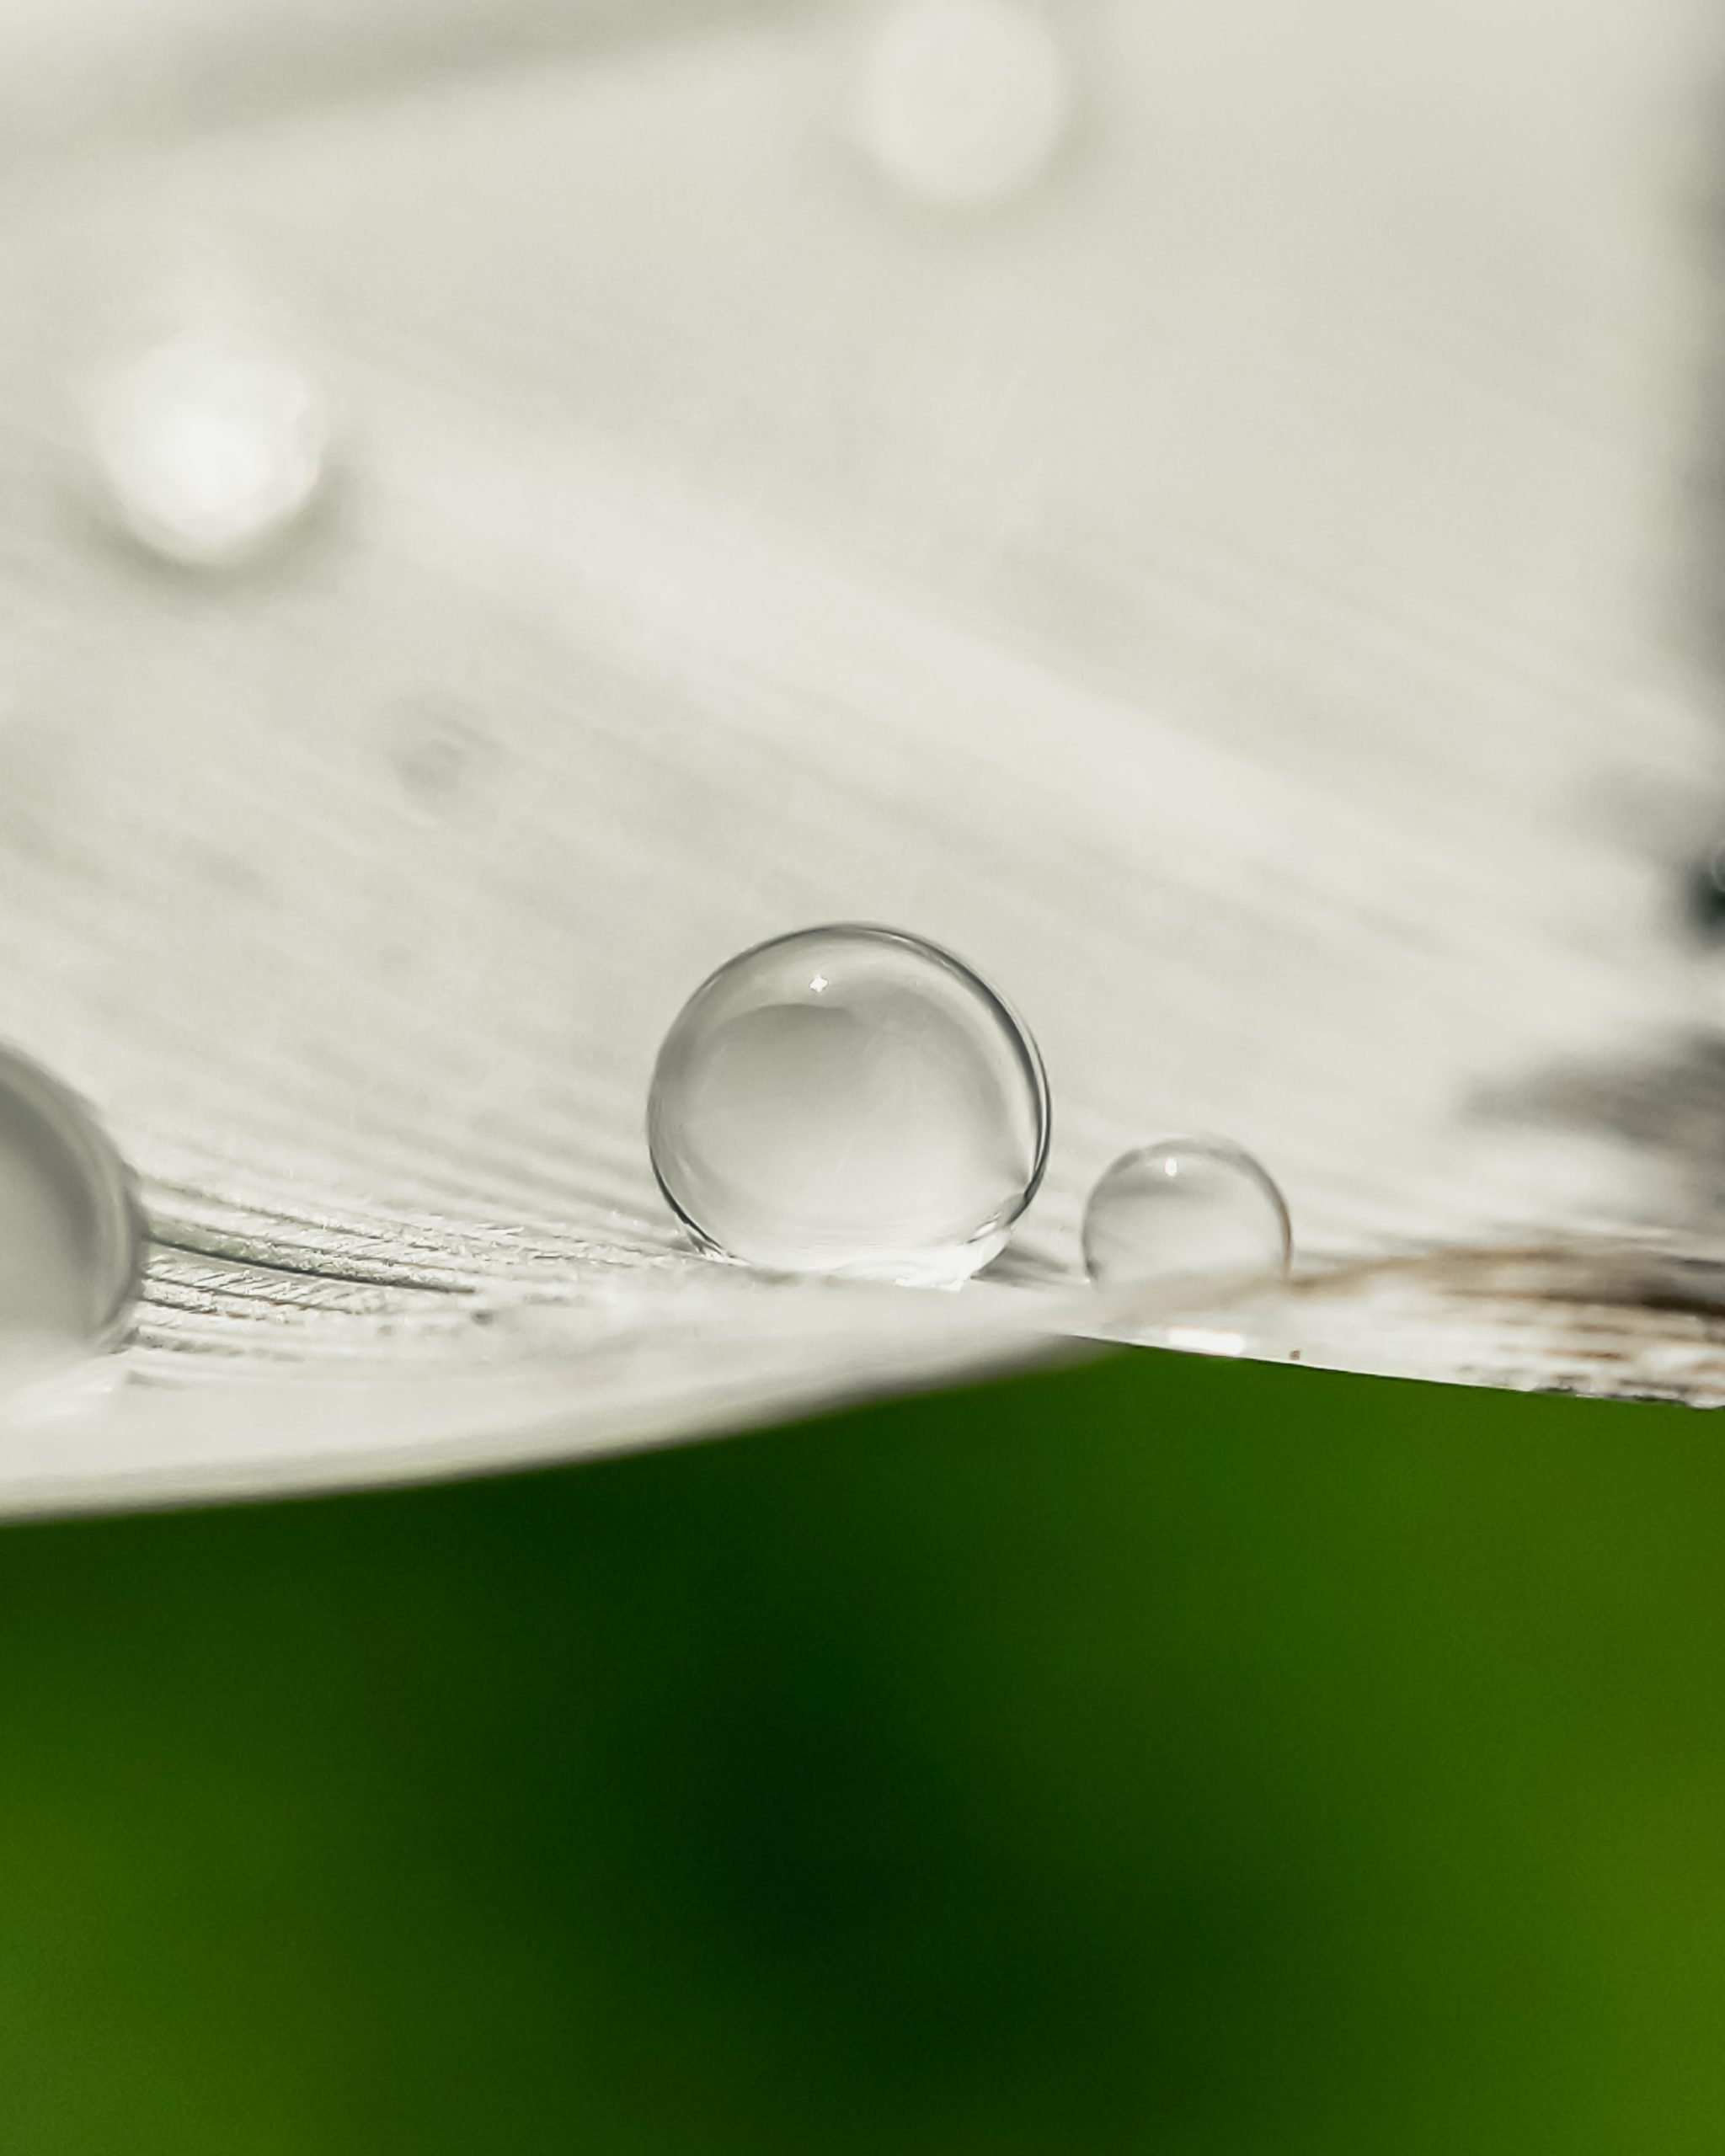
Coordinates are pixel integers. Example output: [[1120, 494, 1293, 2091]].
[[0, 0, 1718, 1507]]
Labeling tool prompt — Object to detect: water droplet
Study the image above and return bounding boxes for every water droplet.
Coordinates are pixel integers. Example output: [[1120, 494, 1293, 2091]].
[[0, 1043, 142, 1388], [648, 925, 1049, 1284], [1082, 1139, 1292, 1294], [856, 0, 1072, 211], [389, 699, 496, 818], [90, 330, 330, 568]]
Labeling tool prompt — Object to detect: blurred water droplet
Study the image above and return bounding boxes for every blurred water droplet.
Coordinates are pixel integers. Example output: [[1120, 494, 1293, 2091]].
[[856, 0, 1072, 210], [90, 331, 330, 568], [648, 925, 1049, 1284], [389, 700, 496, 818], [0, 1043, 141, 1390], [1082, 1138, 1292, 1294]]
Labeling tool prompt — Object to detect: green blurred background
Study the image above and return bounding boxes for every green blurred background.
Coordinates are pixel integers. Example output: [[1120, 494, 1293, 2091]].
[[0, 1350, 1720, 2153]]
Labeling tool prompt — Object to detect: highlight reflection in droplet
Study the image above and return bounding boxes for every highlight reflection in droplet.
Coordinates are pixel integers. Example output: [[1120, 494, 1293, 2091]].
[[0, 1043, 142, 1390]]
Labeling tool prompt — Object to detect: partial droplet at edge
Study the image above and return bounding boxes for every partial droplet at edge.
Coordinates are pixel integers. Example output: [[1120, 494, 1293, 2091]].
[[0, 1043, 145, 1363], [852, 0, 1076, 212]]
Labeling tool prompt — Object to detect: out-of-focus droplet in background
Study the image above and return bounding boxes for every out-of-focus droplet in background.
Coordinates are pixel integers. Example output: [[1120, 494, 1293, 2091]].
[[88, 328, 331, 568], [648, 925, 1049, 1285], [1083, 1138, 1293, 1295], [855, 0, 1073, 211]]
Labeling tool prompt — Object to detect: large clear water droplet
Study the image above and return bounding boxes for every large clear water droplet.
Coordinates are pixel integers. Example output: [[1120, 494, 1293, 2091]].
[[1082, 1139, 1292, 1294], [90, 330, 330, 568], [649, 925, 1049, 1284], [0, 1043, 142, 1388], [856, 0, 1073, 211]]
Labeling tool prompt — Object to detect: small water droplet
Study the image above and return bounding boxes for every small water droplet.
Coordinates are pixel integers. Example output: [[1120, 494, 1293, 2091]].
[[648, 924, 1049, 1284], [1082, 1138, 1292, 1294], [90, 330, 330, 568], [856, 0, 1073, 211], [0, 1043, 142, 1390]]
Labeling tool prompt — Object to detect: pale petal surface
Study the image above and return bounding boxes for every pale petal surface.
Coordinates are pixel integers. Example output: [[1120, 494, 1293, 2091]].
[[0, 0, 1715, 1504]]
